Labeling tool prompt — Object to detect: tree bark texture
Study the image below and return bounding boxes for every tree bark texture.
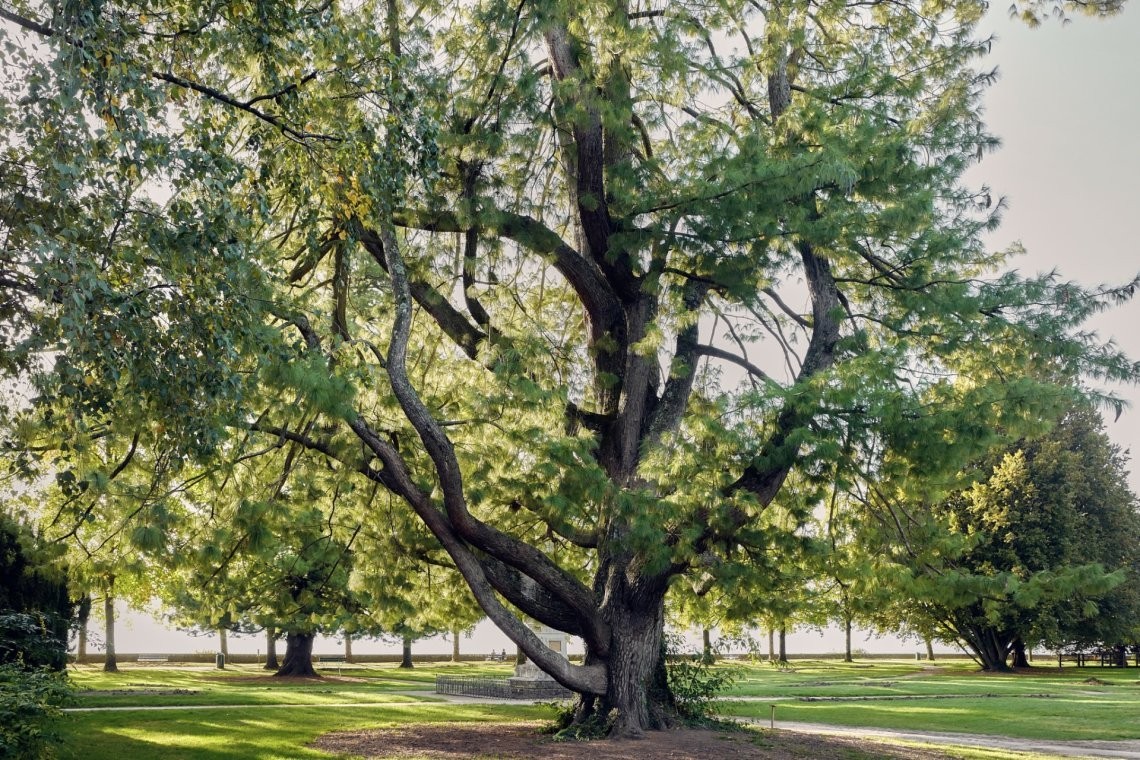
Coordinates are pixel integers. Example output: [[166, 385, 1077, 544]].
[[844, 618, 853, 663], [218, 628, 228, 657], [926, 638, 936, 662], [778, 626, 787, 665], [702, 628, 714, 664], [574, 592, 674, 738], [451, 628, 460, 663], [345, 634, 353, 663], [275, 631, 318, 677]]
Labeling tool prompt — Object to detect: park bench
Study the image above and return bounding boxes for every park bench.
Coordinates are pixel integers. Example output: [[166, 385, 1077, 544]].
[[136, 654, 170, 663], [317, 655, 347, 674], [484, 651, 506, 662]]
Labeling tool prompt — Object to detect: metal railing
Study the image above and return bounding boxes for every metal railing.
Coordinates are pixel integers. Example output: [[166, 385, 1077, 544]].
[[435, 675, 572, 700]]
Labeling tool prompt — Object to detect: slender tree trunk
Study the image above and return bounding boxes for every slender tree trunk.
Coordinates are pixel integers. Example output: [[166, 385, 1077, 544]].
[[400, 634, 414, 668], [345, 634, 353, 663], [218, 628, 228, 658], [451, 627, 461, 663], [102, 592, 117, 673], [264, 626, 279, 670], [778, 626, 787, 665], [925, 637, 935, 662], [275, 631, 318, 677], [701, 627, 715, 664], [843, 616, 853, 663], [768, 628, 775, 664], [76, 594, 91, 662]]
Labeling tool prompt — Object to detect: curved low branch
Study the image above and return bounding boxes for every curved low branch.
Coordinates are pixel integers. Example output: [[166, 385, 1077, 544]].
[[375, 216, 608, 651]]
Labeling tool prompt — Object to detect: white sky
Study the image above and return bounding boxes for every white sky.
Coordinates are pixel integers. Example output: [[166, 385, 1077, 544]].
[[63, 4, 1140, 656], [972, 3, 1140, 491]]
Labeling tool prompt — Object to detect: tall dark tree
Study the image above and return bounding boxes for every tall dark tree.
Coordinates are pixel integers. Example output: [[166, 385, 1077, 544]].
[[1, 0, 1136, 736], [0, 516, 71, 670]]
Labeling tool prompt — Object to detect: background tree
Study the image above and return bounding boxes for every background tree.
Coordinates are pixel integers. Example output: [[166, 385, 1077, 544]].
[[865, 399, 1140, 670], [2, 0, 1137, 736]]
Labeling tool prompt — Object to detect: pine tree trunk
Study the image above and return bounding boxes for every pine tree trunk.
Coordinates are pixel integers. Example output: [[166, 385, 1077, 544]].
[[778, 626, 787, 665], [607, 599, 667, 737], [103, 593, 117, 673], [264, 626, 279, 670], [451, 627, 460, 663], [345, 634, 353, 663], [926, 637, 935, 662], [400, 634, 413, 668], [275, 631, 318, 677], [843, 617, 853, 663], [701, 627, 714, 664], [571, 592, 675, 739]]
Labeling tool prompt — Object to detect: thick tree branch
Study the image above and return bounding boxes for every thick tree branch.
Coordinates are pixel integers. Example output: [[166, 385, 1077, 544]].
[[352, 223, 486, 359], [647, 281, 709, 443], [375, 212, 608, 651]]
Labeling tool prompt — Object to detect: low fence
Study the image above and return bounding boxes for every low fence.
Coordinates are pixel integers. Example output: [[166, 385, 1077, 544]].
[[435, 675, 572, 700], [72, 652, 508, 665]]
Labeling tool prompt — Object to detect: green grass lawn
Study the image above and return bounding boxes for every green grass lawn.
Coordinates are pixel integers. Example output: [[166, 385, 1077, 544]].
[[60, 702, 547, 760], [718, 657, 1140, 740], [54, 658, 1140, 759], [67, 661, 514, 707]]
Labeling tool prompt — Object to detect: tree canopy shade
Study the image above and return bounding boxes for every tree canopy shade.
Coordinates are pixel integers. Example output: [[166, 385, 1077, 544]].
[[1, 0, 1137, 736]]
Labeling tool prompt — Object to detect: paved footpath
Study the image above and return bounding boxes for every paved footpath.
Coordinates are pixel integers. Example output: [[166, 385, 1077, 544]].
[[742, 719, 1140, 759], [65, 691, 1140, 759]]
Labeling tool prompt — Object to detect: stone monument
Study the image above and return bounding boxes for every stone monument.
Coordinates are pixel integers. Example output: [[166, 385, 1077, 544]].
[[509, 623, 567, 684]]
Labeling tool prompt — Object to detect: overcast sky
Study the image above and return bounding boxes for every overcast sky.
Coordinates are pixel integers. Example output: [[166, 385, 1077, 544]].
[[972, 2, 1140, 490]]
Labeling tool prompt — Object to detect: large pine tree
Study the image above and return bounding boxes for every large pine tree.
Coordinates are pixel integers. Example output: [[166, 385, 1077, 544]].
[[1, 0, 1136, 734]]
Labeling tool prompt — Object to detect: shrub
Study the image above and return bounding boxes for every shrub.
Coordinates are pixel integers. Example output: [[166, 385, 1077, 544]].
[[0, 612, 68, 670], [0, 663, 72, 759], [665, 633, 739, 723]]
